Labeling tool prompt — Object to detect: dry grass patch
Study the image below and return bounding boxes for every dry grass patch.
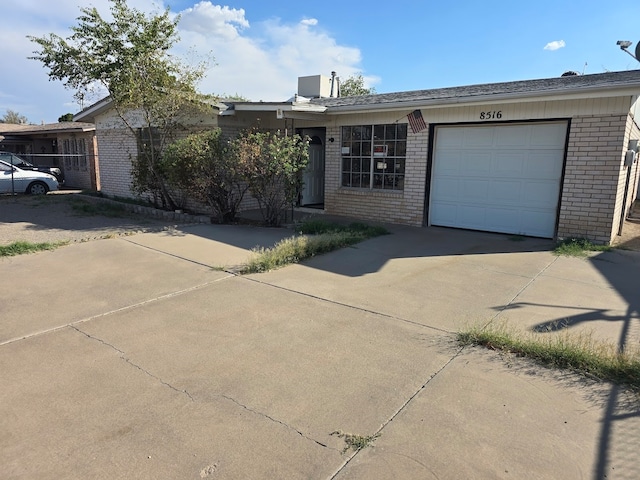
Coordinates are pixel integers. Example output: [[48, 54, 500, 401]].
[[458, 322, 640, 390]]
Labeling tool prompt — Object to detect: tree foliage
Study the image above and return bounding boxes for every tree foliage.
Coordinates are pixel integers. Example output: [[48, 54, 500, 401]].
[[231, 130, 309, 226], [161, 129, 248, 223], [340, 74, 376, 97], [58, 113, 74, 122], [1, 110, 29, 124], [28, 0, 211, 210]]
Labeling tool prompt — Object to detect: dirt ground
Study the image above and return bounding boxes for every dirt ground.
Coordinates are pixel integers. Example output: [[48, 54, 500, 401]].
[[612, 200, 640, 251], [0, 192, 181, 246]]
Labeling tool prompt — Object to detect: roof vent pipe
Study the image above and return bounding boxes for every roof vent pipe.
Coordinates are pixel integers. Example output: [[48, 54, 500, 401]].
[[330, 71, 339, 98]]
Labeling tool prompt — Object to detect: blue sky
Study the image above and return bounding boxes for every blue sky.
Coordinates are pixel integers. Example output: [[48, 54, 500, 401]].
[[2, 0, 639, 123]]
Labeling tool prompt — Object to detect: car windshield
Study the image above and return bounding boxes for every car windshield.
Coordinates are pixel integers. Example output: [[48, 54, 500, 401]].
[[0, 153, 33, 167]]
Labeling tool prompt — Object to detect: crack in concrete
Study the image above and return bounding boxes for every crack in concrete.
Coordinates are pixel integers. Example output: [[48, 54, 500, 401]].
[[220, 394, 332, 450], [486, 255, 560, 326], [241, 276, 451, 334], [70, 326, 195, 402], [328, 347, 465, 479], [0, 278, 230, 348]]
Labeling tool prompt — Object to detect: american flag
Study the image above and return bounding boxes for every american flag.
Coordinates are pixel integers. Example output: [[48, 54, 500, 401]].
[[407, 109, 427, 133]]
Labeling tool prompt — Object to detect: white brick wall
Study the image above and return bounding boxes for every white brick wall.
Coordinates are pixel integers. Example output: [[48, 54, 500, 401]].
[[324, 125, 428, 226], [557, 114, 634, 243]]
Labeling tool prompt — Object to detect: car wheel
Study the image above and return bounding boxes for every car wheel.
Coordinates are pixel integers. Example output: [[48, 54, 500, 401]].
[[27, 181, 49, 195]]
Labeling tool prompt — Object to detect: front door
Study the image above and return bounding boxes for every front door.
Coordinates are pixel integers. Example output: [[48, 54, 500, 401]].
[[301, 135, 325, 206]]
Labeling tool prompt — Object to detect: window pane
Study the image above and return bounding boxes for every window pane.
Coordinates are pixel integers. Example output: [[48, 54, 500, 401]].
[[385, 126, 396, 140], [396, 140, 406, 156], [362, 173, 371, 188], [386, 142, 395, 157], [342, 173, 351, 186], [373, 125, 384, 140], [361, 126, 372, 140], [397, 124, 408, 139], [342, 126, 352, 141]]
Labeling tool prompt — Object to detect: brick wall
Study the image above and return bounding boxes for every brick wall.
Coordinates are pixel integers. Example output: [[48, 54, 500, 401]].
[[324, 126, 429, 226], [558, 114, 630, 243], [95, 126, 138, 198]]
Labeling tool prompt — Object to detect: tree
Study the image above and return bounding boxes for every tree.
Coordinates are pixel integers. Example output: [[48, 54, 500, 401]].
[[340, 74, 376, 97], [218, 93, 251, 102], [161, 129, 248, 223], [28, 0, 210, 210], [231, 130, 309, 226], [58, 113, 74, 122], [1, 110, 29, 124]]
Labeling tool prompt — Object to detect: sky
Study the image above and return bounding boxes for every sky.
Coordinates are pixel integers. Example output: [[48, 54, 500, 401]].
[[1, 0, 639, 124]]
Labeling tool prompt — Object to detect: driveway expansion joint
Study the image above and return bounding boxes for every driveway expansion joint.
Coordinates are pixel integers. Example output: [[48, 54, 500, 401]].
[[328, 345, 465, 479], [242, 276, 451, 334], [70, 325, 195, 402], [220, 394, 332, 450]]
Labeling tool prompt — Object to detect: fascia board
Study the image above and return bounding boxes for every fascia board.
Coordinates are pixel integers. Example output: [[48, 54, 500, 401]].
[[324, 85, 640, 114]]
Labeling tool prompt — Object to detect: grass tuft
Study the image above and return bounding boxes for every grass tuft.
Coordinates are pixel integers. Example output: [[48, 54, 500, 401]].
[[70, 199, 127, 217], [554, 237, 611, 257], [330, 430, 380, 454], [297, 219, 388, 237], [0, 240, 68, 257], [240, 221, 388, 273], [458, 322, 640, 390]]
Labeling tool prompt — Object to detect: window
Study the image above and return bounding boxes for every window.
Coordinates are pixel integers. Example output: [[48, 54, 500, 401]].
[[62, 137, 87, 171], [341, 124, 407, 191], [62, 139, 72, 169], [78, 139, 87, 171]]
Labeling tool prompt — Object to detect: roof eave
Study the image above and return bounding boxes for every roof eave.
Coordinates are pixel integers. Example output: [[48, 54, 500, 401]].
[[324, 84, 640, 114]]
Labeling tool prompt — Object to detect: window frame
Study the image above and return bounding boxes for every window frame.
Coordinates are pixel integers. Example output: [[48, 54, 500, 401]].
[[341, 123, 407, 191]]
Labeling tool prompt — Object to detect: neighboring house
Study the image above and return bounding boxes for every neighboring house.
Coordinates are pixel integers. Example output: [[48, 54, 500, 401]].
[[0, 122, 100, 190], [73, 98, 224, 201], [76, 70, 640, 244]]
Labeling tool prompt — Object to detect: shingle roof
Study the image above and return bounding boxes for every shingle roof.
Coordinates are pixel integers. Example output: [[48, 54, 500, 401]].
[[0, 122, 95, 135], [311, 70, 640, 110]]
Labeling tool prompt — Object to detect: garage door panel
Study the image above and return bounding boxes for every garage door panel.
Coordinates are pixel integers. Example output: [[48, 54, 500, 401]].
[[460, 179, 490, 201], [431, 122, 567, 238], [530, 123, 568, 146], [495, 125, 530, 146], [491, 180, 522, 204], [522, 181, 560, 207], [434, 152, 462, 174], [463, 128, 495, 147], [431, 177, 460, 200], [436, 127, 464, 148], [525, 152, 565, 178], [494, 152, 526, 177], [462, 153, 493, 175]]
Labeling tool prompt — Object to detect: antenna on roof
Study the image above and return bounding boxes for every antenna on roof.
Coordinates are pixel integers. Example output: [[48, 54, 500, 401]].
[[616, 40, 639, 62]]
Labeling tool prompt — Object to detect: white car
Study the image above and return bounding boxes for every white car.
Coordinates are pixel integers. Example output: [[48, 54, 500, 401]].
[[0, 159, 59, 194]]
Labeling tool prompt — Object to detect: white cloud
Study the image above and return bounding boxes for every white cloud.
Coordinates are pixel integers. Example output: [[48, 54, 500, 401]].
[[174, 3, 366, 101], [544, 40, 566, 51], [178, 3, 249, 40], [1, 1, 369, 121]]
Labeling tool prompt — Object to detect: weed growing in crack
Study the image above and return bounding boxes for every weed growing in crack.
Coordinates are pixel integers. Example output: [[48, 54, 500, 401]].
[[330, 430, 380, 454]]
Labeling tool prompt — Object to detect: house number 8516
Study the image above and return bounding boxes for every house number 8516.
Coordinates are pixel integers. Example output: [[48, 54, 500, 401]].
[[480, 111, 502, 120]]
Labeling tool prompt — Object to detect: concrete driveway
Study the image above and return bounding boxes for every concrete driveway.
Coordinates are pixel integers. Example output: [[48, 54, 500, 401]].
[[1, 221, 639, 479]]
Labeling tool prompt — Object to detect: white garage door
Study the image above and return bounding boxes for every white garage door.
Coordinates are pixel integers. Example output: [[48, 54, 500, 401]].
[[430, 122, 567, 238]]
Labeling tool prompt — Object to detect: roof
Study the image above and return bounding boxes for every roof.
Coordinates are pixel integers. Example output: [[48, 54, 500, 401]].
[[0, 122, 95, 135], [309, 69, 640, 113]]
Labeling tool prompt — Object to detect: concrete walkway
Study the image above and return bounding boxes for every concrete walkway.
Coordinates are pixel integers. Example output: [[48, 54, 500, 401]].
[[1, 223, 639, 479]]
